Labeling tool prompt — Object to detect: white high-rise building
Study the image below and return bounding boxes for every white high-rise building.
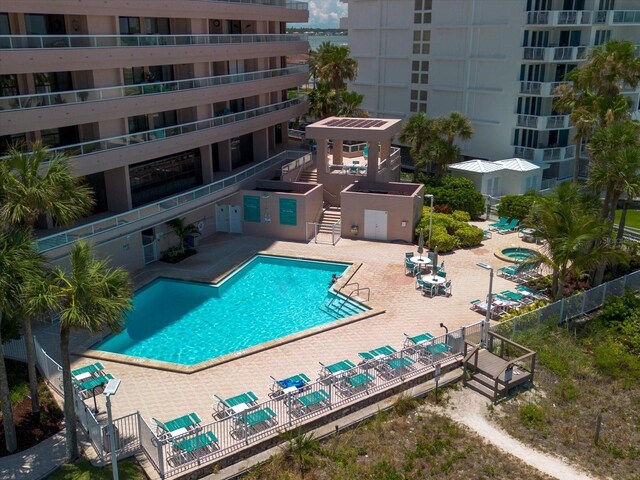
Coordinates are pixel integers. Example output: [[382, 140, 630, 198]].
[[340, 0, 640, 182]]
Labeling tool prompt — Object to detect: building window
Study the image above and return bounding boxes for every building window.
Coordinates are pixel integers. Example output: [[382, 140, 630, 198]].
[[123, 67, 146, 85], [0, 75, 19, 97], [128, 115, 149, 134], [129, 150, 202, 207], [34, 72, 73, 93], [119, 17, 141, 34], [25, 14, 66, 35], [145, 18, 170, 35], [594, 30, 611, 45], [0, 13, 10, 35]]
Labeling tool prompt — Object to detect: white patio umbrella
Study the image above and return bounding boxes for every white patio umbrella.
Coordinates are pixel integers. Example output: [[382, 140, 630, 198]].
[[417, 229, 424, 259], [432, 246, 439, 274]]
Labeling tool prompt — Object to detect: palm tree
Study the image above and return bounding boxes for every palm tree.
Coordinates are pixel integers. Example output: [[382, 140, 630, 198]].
[[28, 242, 132, 462], [399, 113, 437, 181], [587, 121, 640, 228], [337, 90, 367, 117], [314, 43, 358, 91], [525, 183, 624, 300], [307, 81, 337, 118], [166, 217, 200, 254], [0, 141, 93, 415], [0, 228, 43, 453]]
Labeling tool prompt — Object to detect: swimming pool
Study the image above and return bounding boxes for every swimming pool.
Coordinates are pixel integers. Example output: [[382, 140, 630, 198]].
[[93, 255, 366, 366]]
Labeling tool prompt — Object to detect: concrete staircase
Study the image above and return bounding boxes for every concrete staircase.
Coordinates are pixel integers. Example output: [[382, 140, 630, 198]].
[[299, 168, 318, 183], [318, 206, 341, 235]]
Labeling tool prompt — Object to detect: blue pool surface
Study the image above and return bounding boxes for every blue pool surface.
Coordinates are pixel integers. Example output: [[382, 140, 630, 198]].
[[94, 255, 366, 365]]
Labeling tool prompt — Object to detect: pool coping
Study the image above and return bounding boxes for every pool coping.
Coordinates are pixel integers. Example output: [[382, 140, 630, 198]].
[[76, 251, 385, 374], [494, 247, 539, 264]]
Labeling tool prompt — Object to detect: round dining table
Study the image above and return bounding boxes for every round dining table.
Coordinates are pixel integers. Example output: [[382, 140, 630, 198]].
[[422, 275, 446, 285], [410, 256, 432, 270]]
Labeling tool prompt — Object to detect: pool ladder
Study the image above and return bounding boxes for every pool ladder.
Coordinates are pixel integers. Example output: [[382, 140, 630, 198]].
[[327, 282, 370, 316]]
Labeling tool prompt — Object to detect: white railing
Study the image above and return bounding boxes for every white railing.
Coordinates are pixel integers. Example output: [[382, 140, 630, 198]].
[[2, 336, 27, 361], [36, 151, 310, 253], [0, 33, 307, 50], [148, 322, 483, 478], [492, 270, 640, 337], [34, 337, 63, 395], [280, 153, 312, 176], [526, 10, 592, 26], [32, 96, 306, 159], [612, 10, 640, 24], [513, 145, 575, 163], [520, 81, 571, 96], [0, 66, 308, 112], [212, 0, 308, 9]]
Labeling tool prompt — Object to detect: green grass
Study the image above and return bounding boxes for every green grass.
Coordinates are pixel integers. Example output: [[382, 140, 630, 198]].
[[615, 209, 640, 230], [47, 459, 146, 480]]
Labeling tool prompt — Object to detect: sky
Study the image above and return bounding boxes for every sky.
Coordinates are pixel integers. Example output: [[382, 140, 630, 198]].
[[292, 0, 348, 28]]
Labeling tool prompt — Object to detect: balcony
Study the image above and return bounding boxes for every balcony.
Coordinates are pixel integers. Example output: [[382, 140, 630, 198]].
[[0, 33, 306, 50], [40, 97, 306, 159], [36, 150, 311, 255], [519, 81, 571, 96], [515, 114, 569, 130], [513, 145, 576, 163], [526, 10, 593, 26], [523, 46, 589, 62], [0, 66, 307, 112], [595, 10, 640, 24]]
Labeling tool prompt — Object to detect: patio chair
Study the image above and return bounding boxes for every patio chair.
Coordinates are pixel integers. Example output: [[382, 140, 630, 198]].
[[405, 258, 418, 276], [213, 391, 258, 417], [153, 412, 202, 439], [170, 431, 218, 464], [515, 285, 548, 300], [375, 356, 415, 378], [318, 359, 356, 381], [292, 389, 331, 415], [421, 342, 453, 363], [235, 407, 278, 435], [358, 345, 397, 366], [483, 230, 492, 240], [405, 252, 414, 258], [422, 282, 437, 298], [75, 373, 114, 399], [269, 373, 311, 398], [497, 265, 519, 280], [488, 217, 509, 230], [436, 271, 447, 279], [415, 273, 426, 290], [71, 362, 104, 380], [403, 332, 435, 349], [501, 290, 533, 305], [438, 280, 452, 297], [497, 218, 520, 234], [336, 371, 375, 397]]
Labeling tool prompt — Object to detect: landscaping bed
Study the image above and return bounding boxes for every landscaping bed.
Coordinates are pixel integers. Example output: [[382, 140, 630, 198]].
[[489, 305, 640, 479], [245, 392, 552, 479], [0, 359, 63, 457]]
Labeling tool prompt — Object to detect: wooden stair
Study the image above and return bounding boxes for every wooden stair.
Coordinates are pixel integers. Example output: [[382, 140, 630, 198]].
[[299, 168, 318, 183]]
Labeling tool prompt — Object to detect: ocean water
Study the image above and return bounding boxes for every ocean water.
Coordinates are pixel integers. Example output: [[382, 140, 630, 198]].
[[307, 34, 348, 51]]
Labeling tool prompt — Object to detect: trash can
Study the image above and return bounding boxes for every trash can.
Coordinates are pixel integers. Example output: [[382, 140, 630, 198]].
[[186, 234, 199, 248]]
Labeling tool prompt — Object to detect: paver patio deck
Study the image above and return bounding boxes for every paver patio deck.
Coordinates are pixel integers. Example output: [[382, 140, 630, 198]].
[[33, 221, 535, 425]]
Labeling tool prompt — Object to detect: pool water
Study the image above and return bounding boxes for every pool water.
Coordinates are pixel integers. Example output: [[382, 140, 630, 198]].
[[501, 247, 537, 261], [94, 255, 366, 365]]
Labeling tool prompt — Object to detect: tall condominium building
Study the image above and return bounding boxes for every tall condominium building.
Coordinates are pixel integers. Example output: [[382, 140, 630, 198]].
[[0, 1, 309, 267], [340, 0, 640, 182]]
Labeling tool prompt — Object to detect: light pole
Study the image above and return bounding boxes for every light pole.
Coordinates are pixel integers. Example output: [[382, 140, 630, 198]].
[[103, 378, 122, 480], [425, 194, 434, 247], [476, 262, 494, 347], [439, 322, 448, 334]]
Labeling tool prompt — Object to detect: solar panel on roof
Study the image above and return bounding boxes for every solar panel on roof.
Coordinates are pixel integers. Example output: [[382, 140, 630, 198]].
[[324, 118, 387, 128]]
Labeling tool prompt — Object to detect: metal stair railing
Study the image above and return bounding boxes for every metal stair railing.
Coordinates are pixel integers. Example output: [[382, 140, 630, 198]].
[[327, 282, 371, 314]]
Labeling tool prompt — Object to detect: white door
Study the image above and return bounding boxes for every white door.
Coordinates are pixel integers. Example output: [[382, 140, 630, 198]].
[[364, 209, 388, 241], [216, 204, 229, 232], [229, 205, 242, 233]]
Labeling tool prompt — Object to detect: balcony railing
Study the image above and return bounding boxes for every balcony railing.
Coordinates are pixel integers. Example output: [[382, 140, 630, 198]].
[[0, 33, 307, 49], [513, 145, 575, 162], [32, 97, 306, 159], [612, 10, 640, 23], [36, 150, 311, 253], [520, 81, 571, 96], [516, 114, 569, 130], [526, 10, 592, 26], [523, 46, 588, 62], [0, 65, 308, 112], [214, 0, 308, 9]]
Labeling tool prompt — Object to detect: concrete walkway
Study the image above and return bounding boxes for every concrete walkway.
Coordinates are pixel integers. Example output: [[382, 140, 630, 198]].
[[0, 430, 66, 480]]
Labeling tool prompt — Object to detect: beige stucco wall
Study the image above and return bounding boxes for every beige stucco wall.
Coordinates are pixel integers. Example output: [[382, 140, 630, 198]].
[[340, 182, 424, 244]]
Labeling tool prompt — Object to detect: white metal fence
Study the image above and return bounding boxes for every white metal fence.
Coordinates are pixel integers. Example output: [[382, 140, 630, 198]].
[[491, 270, 640, 337], [2, 336, 27, 361], [145, 322, 482, 478]]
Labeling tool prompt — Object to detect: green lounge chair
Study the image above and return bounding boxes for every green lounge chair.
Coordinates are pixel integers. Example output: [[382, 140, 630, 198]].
[[319, 359, 356, 379], [224, 391, 258, 408], [403, 332, 434, 349], [172, 431, 218, 455], [425, 343, 452, 355], [488, 217, 508, 230], [71, 362, 104, 379], [76, 373, 113, 396], [269, 373, 311, 397], [501, 290, 532, 305], [237, 407, 278, 433], [497, 218, 519, 234], [358, 345, 397, 362], [154, 413, 201, 438], [295, 389, 331, 413], [377, 356, 415, 377], [337, 371, 375, 396]]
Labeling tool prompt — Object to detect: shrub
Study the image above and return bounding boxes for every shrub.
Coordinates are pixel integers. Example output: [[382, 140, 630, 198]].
[[520, 404, 544, 428], [428, 225, 459, 252], [455, 224, 484, 247], [497, 193, 537, 221], [424, 176, 485, 219], [451, 210, 471, 222]]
